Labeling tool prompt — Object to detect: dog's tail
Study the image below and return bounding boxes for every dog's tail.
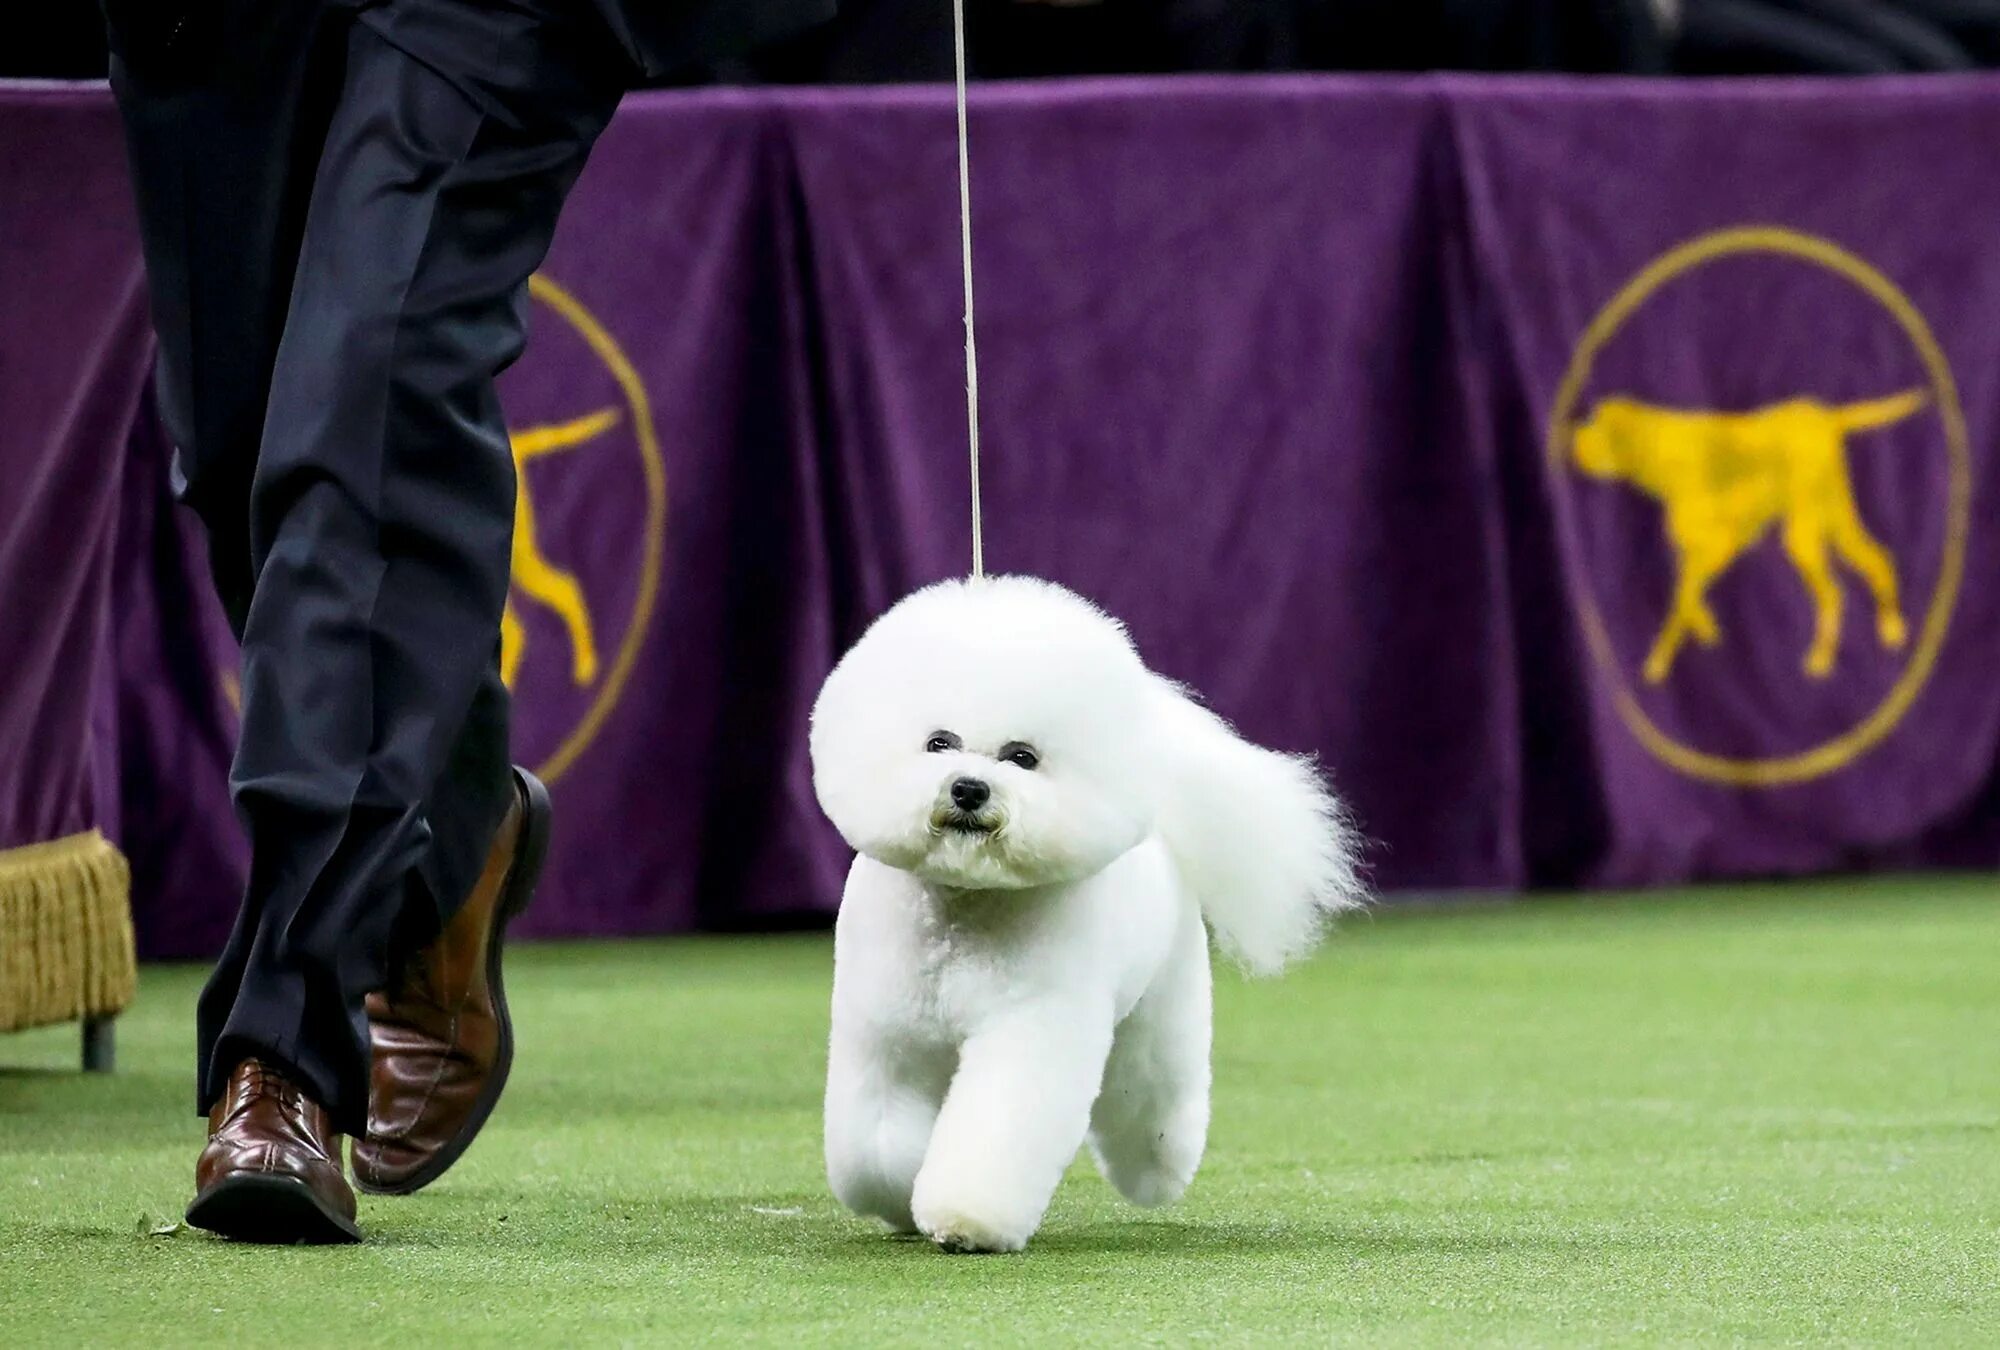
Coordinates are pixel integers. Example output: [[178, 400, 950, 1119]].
[[1835, 389, 1928, 434], [1148, 679, 1366, 977]]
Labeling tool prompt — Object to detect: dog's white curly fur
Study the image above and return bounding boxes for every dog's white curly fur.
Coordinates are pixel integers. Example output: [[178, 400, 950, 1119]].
[[810, 576, 1363, 1253]]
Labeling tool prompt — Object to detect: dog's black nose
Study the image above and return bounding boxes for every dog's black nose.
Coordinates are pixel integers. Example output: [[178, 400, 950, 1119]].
[[950, 777, 990, 812]]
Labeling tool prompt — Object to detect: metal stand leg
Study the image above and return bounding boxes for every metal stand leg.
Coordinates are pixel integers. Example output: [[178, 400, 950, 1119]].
[[82, 1016, 115, 1073]]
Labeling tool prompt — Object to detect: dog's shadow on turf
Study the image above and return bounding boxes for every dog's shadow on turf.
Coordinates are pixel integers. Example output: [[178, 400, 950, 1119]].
[[1021, 1218, 1614, 1259], [815, 1217, 1613, 1261]]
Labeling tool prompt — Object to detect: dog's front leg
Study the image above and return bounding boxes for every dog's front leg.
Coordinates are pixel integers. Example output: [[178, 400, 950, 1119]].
[[911, 999, 1115, 1254], [825, 1030, 948, 1234]]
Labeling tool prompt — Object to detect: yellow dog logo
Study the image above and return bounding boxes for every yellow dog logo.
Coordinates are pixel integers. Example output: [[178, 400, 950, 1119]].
[[499, 274, 667, 787], [1571, 390, 1924, 684], [501, 407, 621, 690]]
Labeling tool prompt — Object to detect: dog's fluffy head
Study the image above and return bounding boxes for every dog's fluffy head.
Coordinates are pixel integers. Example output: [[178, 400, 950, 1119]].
[[810, 576, 1156, 890]]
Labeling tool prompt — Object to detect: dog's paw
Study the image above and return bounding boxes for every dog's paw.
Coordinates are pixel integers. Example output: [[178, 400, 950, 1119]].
[[1109, 1164, 1191, 1210], [914, 1204, 1029, 1255]]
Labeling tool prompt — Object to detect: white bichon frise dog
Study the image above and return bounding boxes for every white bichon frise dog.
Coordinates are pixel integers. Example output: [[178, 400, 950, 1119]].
[[810, 576, 1363, 1253]]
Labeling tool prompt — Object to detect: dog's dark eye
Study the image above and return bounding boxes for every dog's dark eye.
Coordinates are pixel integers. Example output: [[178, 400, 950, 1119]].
[[999, 742, 1040, 771], [925, 731, 961, 754]]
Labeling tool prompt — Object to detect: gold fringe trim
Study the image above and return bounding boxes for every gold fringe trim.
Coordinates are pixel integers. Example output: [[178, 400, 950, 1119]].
[[0, 830, 136, 1034]]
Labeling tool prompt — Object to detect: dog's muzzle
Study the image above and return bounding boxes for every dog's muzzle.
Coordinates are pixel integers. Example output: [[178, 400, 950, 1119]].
[[930, 775, 1003, 837], [931, 798, 1000, 839], [932, 809, 1000, 836]]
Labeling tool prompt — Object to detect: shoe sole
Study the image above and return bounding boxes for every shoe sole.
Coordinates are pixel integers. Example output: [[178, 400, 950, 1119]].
[[185, 1173, 363, 1244], [354, 767, 552, 1197]]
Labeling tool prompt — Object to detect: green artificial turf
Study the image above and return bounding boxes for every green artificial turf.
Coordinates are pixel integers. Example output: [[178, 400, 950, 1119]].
[[3, 878, 1997, 1346]]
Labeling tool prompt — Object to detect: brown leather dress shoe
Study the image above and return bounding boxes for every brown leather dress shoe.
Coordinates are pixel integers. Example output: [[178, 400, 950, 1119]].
[[186, 1058, 362, 1243], [351, 768, 551, 1195]]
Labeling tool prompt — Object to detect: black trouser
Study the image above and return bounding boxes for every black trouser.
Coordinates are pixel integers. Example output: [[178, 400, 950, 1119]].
[[107, 0, 629, 1134]]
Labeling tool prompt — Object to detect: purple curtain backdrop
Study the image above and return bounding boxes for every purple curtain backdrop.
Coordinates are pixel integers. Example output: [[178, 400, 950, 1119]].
[[1, 76, 1995, 961], [0, 91, 150, 863]]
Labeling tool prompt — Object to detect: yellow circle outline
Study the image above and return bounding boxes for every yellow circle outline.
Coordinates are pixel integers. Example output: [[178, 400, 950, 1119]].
[[1547, 226, 1970, 788], [524, 274, 669, 786]]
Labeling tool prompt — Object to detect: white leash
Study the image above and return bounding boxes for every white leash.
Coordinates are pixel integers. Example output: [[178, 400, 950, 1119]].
[[951, 0, 985, 578]]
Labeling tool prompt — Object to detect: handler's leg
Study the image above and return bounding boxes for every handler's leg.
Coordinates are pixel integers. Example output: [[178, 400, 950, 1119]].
[[111, 0, 370, 1245], [189, 6, 626, 1236], [106, 0, 350, 630]]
